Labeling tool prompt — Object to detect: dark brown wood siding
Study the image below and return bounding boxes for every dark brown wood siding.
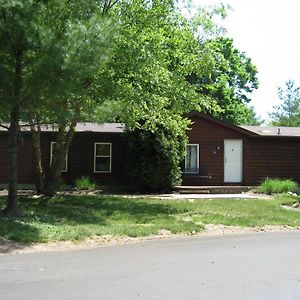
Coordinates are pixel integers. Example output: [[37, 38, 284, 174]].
[[183, 115, 246, 185], [184, 115, 300, 186], [243, 138, 300, 185], [0, 132, 36, 184], [1, 116, 299, 188], [60, 132, 127, 185], [0, 131, 128, 186]]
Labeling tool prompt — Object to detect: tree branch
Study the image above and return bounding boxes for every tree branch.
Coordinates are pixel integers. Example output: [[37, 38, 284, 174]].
[[33, 0, 44, 6], [102, 0, 120, 15]]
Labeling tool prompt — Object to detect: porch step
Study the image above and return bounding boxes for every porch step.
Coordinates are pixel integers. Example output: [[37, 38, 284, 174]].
[[175, 186, 253, 194]]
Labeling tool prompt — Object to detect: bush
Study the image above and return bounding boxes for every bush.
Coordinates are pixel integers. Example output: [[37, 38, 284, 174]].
[[258, 178, 298, 194], [126, 118, 188, 193], [75, 176, 96, 191]]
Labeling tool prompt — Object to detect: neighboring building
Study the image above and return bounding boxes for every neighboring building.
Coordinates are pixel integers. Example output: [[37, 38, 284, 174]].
[[0, 113, 300, 187]]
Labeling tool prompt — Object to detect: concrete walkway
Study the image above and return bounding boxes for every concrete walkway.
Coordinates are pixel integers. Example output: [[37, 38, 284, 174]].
[[156, 193, 268, 200]]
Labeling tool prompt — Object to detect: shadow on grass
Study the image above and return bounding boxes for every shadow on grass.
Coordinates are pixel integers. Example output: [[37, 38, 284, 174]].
[[0, 217, 40, 254], [44, 195, 178, 219], [0, 219, 40, 254], [0, 195, 180, 250]]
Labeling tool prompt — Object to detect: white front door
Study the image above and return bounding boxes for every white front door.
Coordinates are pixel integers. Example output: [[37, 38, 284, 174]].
[[224, 139, 243, 183]]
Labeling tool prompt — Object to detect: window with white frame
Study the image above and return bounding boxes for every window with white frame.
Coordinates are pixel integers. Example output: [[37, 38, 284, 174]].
[[184, 144, 199, 173], [50, 142, 68, 172], [94, 143, 112, 173]]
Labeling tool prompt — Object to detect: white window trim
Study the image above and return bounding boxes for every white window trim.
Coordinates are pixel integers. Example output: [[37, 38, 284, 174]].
[[184, 144, 199, 174], [94, 142, 112, 173], [50, 142, 68, 173]]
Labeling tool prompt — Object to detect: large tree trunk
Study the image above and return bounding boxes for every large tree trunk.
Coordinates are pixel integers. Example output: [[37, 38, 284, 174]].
[[43, 119, 77, 197], [6, 109, 20, 214], [30, 124, 46, 194], [4, 49, 23, 215]]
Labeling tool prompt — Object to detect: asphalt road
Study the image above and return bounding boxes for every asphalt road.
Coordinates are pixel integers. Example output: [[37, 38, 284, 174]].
[[1, 232, 300, 300]]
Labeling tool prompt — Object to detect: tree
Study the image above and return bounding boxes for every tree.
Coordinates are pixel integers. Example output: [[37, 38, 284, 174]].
[[92, 0, 219, 191], [28, 1, 118, 196], [95, 0, 260, 190], [187, 37, 259, 124], [97, 3, 259, 127], [239, 105, 263, 126], [269, 80, 300, 126], [126, 116, 188, 192], [99, 0, 231, 122], [0, 0, 116, 213]]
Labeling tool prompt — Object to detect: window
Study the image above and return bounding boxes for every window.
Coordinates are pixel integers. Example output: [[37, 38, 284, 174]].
[[50, 142, 68, 172], [94, 143, 112, 173], [184, 144, 199, 173]]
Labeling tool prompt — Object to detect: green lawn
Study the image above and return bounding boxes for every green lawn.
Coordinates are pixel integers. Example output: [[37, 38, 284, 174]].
[[0, 194, 299, 243]]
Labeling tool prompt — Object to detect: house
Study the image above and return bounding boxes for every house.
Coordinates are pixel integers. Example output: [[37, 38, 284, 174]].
[[0, 113, 300, 188], [183, 113, 300, 186], [0, 123, 127, 187]]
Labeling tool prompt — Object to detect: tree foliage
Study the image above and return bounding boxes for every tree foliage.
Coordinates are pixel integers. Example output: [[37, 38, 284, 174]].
[[0, 0, 116, 211], [96, 0, 260, 190], [269, 80, 300, 126], [99, 0, 224, 127], [187, 37, 259, 124], [0, 0, 261, 202], [239, 106, 263, 125], [0, 0, 114, 119], [97, 0, 223, 191], [99, 3, 259, 126], [126, 116, 188, 192]]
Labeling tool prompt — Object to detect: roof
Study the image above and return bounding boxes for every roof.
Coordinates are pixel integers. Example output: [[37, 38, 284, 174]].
[[240, 125, 300, 137], [188, 112, 300, 138], [188, 112, 258, 137], [73, 123, 125, 133], [0, 123, 126, 133]]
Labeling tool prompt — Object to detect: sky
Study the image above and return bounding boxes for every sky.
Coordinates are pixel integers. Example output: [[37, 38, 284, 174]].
[[192, 0, 300, 121]]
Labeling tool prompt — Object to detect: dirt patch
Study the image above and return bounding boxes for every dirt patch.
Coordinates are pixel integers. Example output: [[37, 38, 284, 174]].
[[1, 224, 299, 255], [0, 231, 178, 255], [281, 202, 300, 211], [201, 224, 300, 236]]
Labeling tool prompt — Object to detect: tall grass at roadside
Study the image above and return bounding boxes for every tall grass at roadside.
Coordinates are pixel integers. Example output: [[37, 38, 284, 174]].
[[258, 178, 297, 194]]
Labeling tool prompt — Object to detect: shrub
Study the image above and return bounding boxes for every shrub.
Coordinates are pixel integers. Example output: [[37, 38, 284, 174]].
[[126, 118, 188, 193], [75, 176, 96, 191], [258, 178, 298, 194]]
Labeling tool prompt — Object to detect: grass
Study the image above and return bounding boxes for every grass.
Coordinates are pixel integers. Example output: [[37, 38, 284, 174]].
[[74, 176, 96, 190], [0, 194, 300, 243], [258, 178, 298, 194]]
